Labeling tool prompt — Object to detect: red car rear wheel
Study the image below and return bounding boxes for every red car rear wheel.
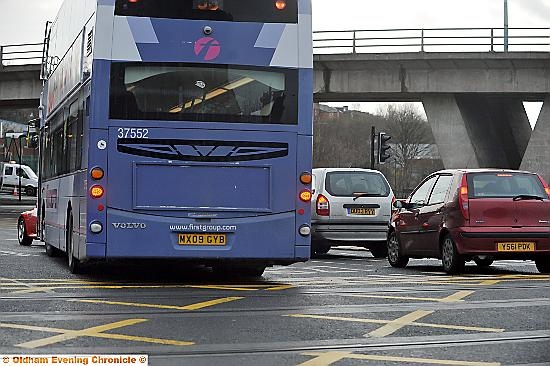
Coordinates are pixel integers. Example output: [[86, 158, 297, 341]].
[[17, 217, 33, 246]]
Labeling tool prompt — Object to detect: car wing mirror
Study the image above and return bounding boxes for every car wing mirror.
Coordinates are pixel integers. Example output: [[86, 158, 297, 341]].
[[393, 200, 404, 209]]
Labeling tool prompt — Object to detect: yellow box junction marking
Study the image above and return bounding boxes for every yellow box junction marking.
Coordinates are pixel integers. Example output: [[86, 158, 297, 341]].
[[271, 274, 550, 288], [187, 285, 259, 291], [0, 277, 56, 295], [298, 351, 500, 366], [0, 279, 295, 294], [266, 285, 295, 291], [367, 310, 433, 337], [0, 319, 194, 349], [338, 290, 475, 303], [440, 290, 476, 302], [74, 296, 244, 311], [287, 313, 504, 336]]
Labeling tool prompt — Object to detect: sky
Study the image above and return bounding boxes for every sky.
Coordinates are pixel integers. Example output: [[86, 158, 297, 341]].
[[2, 0, 550, 43], [0, 0, 547, 124]]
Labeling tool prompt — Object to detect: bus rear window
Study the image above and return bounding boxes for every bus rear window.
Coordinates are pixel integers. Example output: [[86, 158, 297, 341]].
[[115, 0, 298, 24], [467, 173, 547, 199], [109, 62, 298, 125]]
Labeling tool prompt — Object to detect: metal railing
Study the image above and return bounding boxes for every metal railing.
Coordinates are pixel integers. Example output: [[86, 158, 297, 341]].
[[313, 27, 550, 54], [2, 27, 549, 66], [0, 43, 43, 66]]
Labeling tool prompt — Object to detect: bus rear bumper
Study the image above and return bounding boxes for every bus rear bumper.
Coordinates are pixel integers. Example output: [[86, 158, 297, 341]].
[[85, 242, 106, 258], [86, 208, 309, 263]]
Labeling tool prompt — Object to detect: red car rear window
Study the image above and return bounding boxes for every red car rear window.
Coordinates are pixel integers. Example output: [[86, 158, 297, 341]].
[[467, 172, 546, 199]]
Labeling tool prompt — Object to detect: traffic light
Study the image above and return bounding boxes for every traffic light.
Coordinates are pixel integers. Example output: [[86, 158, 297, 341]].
[[378, 132, 391, 164]]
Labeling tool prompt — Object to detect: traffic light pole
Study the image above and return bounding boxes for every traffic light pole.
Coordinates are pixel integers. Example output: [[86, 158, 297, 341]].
[[18, 136, 22, 202], [370, 126, 375, 170]]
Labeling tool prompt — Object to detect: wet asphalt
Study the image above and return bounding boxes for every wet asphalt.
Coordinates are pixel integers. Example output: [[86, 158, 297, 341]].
[[0, 206, 549, 366]]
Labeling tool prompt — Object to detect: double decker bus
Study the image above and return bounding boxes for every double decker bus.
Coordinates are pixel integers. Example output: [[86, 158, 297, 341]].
[[39, 0, 313, 275]]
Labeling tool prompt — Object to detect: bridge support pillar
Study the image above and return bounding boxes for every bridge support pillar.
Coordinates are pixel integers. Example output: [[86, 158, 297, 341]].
[[422, 95, 479, 169], [423, 94, 532, 171], [521, 94, 550, 182]]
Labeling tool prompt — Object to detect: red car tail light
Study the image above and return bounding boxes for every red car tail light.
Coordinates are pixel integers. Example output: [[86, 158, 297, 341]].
[[538, 175, 550, 199], [458, 174, 470, 220], [316, 194, 330, 216]]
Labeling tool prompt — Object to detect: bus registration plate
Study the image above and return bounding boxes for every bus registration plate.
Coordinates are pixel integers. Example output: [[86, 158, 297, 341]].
[[497, 242, 535, 252], [178, 233, 227, 246]]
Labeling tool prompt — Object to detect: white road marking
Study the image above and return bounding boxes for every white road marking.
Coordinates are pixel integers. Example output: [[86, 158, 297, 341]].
[[0, 250, 39, 257]]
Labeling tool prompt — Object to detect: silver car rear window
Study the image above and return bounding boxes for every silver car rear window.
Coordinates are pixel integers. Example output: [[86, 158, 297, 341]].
[[325, 172, 390, 197]]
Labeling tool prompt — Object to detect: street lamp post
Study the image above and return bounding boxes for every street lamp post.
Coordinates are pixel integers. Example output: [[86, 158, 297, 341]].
[[504, 0, 509, 52]]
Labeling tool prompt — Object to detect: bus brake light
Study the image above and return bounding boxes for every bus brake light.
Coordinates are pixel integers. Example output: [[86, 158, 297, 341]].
[[299, 189, 312, 202], [275, 0, 287, 10], [90, 185, 104, 199]]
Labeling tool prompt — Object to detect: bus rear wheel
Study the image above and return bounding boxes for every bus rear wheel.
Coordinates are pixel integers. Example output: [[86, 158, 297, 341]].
[[45, 243, 61, 257], [66, 213, 81, 274]]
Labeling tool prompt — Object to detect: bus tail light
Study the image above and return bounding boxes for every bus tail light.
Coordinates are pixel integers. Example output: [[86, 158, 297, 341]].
[[91, 167, 104, 180], [300, 172, 312, 185], [316, 194, 330, 216], [90, 185, 104, 199], [299, 189, 312, 202], [458, 174, 470, 221], [275, 0, 287, 10]]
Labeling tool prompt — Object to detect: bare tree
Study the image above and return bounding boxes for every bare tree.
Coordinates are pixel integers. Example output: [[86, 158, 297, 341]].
[[313, 109, 386, 168], [378, 104, 436, 195], [312, 104, 443, 196]]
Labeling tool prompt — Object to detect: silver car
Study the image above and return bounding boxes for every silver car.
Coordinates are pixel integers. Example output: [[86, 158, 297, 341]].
[[310, 168, 395, 257]]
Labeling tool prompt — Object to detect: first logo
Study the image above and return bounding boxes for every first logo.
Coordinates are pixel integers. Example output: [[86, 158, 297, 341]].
[[194, 37, 221, 61]]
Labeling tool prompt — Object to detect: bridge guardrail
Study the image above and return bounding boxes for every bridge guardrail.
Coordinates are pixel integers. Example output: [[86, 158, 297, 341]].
[[0, 43, 43, 67], [2, 27, 549, 66], [313, 27, 550, 54]]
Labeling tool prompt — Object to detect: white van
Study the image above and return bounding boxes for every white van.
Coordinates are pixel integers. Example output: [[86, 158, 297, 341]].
[[0, 162, 38, 196]]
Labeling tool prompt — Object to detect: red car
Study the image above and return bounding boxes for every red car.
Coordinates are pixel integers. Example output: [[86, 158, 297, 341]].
[[17, 207, 37, 246], [388, 169, 550, 274]]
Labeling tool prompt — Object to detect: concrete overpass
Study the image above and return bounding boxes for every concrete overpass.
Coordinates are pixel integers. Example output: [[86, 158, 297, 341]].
[[0, 64, 41, 124], [1, 33, 550, 180], [0, 42, 42, 124], [314, 51, 550, 181]]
